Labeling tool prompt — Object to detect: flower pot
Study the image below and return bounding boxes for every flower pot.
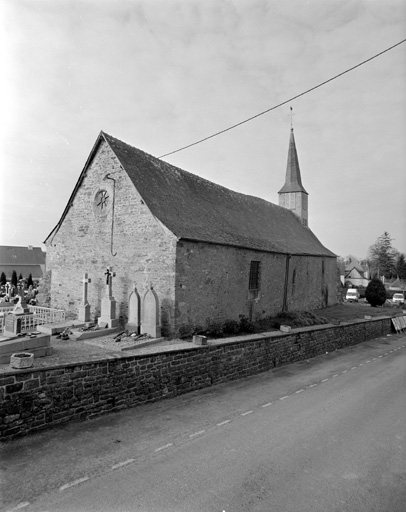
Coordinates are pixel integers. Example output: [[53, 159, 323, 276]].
[[10, 352, 34, 369]]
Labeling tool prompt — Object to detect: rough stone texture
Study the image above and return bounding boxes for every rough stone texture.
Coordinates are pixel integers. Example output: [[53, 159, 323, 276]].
[[0, 317, 392, 441], [45, 140, 177, 335], [175, 241, 337, 331]]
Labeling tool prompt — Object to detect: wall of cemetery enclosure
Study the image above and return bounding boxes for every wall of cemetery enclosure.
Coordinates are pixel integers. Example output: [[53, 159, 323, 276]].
[[175, 241, 338, 333], [1, 317, 391, 441], [45, 140, 178, 335]]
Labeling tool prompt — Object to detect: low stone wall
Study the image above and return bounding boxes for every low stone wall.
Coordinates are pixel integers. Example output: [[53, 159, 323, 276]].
[[0, 317, 393, 441]]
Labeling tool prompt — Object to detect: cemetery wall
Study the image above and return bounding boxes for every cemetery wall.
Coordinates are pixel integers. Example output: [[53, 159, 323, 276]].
[[0, 317, 391, 441], [175, 241, 337, 333], [45, 140, 178, 335]]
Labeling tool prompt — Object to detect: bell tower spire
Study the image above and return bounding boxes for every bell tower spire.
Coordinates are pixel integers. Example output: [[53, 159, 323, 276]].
[[278, 125, 309, 227]]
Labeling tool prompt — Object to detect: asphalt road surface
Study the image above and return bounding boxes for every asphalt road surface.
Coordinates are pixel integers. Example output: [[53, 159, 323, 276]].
[[2, 332, 406, 512]]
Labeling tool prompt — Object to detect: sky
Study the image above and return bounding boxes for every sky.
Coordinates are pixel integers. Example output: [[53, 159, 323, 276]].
[[1, 0, 405, 260]]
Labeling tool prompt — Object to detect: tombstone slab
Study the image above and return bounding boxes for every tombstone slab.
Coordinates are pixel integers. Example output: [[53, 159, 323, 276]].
[[126, 283, 140, 333], [141, 286, 161, 338]]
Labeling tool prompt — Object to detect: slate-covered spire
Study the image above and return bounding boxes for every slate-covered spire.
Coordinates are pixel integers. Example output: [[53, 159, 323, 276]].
[[278, 128, 308, 195], [278, 128, 309, 227]]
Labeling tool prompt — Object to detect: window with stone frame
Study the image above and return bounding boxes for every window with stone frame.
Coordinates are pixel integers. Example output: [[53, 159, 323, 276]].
[[248, 261, 261, 300]]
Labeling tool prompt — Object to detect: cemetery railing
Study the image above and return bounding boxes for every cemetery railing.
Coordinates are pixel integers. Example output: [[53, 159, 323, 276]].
[[0, 306, 66, 335], [29, 306, 66, 325]]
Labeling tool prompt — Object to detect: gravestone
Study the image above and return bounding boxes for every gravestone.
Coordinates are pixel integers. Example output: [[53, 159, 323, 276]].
[[5, 283, 11, 299], [98, 267, 119, 328], [78, 273, 92, 322], [141, 285, 161, 338], [126, 283, 140, 333], [3, 287, 34, 337]]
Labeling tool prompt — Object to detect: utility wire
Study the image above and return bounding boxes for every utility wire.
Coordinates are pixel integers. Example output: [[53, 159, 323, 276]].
[[159, 38, 406, 159]]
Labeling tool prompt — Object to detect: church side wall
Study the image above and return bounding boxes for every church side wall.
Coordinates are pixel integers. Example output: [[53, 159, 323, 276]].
[[175, 241, 337, 334], [45, 140, 177, 335]]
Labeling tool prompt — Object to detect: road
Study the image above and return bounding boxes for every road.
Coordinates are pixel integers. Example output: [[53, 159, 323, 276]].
[[2, 332, 406, 512]]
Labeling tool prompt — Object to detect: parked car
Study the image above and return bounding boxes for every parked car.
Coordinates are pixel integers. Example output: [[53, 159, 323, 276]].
[[345, 289, 360, 302], [392, 293, 405, 305]]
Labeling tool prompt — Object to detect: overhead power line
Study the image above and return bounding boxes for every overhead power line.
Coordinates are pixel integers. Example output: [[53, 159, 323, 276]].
[[159, 38, 406, 159]]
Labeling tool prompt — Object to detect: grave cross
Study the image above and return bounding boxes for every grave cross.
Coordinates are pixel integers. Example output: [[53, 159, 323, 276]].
[[81, 273, 91, 305], [5, 282, 11, 297], [104, 266, 116, 298]]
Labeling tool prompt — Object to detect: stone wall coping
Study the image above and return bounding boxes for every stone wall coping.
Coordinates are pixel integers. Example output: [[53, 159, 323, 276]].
[[0, 315, 395, 377]]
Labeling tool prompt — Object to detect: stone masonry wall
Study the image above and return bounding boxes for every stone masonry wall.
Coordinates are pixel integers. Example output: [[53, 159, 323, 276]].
[[0, 317, 391, 441], [46, 140, 178, 335], [175, 241, 337, 332]]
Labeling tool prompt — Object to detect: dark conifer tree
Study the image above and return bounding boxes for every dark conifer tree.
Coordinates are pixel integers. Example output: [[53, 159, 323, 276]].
[[11, 270, 18, 287], [365, 278, 386, 307]]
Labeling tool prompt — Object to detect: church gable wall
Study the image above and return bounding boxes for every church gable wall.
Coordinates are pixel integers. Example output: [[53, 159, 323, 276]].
[[175, 241, 337, 334], [45, 140, 177, 334]]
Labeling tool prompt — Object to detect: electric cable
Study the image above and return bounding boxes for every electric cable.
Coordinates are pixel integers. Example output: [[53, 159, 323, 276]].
[[158, 38, 406, 159]]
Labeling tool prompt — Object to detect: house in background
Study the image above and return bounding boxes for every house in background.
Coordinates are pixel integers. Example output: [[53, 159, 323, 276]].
[[344, 256, 370, 288], [44, 129, 337, 337], [0, 246, 46, 281]]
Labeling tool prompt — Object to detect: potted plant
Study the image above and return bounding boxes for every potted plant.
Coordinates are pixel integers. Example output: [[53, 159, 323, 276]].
[[10, 352, 34, 369]]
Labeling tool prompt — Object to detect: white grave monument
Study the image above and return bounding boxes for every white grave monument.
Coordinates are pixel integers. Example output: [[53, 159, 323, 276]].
[[141, 285, 161, 338], [78, 273, 92, 322], [126, 283, 140, 333], [98, 266, 119, 328]]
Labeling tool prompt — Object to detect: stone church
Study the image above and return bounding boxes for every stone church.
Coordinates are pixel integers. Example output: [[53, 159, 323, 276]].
[[44, 129, 337, 336]]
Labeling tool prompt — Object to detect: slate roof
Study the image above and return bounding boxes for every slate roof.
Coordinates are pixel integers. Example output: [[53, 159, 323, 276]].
[[0, 246, 45, 266], [0, 246, 46, 279], [102, 133, 334, 257], [278, 129, 308, 195]]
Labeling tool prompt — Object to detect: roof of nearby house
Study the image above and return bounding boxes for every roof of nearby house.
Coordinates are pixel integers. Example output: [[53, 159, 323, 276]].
[[345, 257, 365, 274], [278, 129, 308, 195], [0, 246, 45, 266], [0, 246, 46, 279], [46, 132, 336, 258]]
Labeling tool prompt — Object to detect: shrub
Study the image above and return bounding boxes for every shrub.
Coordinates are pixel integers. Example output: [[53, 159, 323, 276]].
[[222, 319, 240, 336], [238, 315, 255, 333], [365, 278, 387, 307]]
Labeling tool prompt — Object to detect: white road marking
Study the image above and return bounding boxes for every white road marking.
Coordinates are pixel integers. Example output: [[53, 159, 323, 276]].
[[295, 389, 304, 394], [351, 367, 357, 370], [342, 370, 348, 373], [279, 395, 290, 400], [189, 430, 205, 438], [366, 360, 371, 363], [112, 459, 135, 470], [378, 355, 383, 358], [384, 353, 388, 355], [332, 374, 339, 378], [261, 402, 272, 408], [241, 410, 254, 416], [217, 420, 231, 427], [60, 477, 89, 491], [321, 378, 328, 382], [309, 384, 318, 388], [155, 443, 173, 452], [358, 364, 364, 366], [6, 503, 30, 511], [373, 357, 377, 360]]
